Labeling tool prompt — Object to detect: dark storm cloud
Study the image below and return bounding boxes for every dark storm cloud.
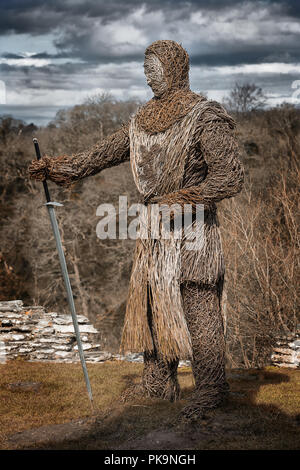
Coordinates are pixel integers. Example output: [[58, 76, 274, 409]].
[[0, 104, 62, 125], [1, 0, 300, 124], [283, 0, 300, 17], [191, 47, 300, 67], [2, 52, 24, 59], [0, 0, 188, 35], [0, 0, 238, 35], [1, 0, 300, 66], [0, 61, 94, 90], [0, 1, 297, 34]]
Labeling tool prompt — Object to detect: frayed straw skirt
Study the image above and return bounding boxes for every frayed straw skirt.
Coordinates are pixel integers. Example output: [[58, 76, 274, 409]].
[[120, 207, 225, 361]]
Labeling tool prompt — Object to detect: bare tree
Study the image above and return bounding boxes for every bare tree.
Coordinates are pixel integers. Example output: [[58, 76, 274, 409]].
[[225, 82, 267, 113]]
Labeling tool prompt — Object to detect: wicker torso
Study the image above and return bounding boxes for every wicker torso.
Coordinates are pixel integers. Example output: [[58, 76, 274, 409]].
[[130, 98, 224, 285]]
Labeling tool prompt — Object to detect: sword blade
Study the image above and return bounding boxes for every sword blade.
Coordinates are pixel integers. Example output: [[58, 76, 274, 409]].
[[46, 204, 94, 406]]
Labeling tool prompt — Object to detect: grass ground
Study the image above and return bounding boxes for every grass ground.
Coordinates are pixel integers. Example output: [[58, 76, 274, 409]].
[[0, 360, 299, 450]]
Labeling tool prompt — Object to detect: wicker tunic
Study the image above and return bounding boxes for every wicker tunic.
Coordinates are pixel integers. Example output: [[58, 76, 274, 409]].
[[121, 97, 244, 360]]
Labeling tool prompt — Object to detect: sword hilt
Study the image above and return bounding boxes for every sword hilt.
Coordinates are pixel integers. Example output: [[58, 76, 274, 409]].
[[33, 138, 51, 203]]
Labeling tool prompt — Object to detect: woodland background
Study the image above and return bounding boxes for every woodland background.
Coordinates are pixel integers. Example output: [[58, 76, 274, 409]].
[[0, 86, 299, 368]]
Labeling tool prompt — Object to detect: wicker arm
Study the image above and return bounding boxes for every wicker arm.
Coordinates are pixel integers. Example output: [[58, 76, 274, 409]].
[[28, 122, 130, 187], [153, 119, 244, 208]]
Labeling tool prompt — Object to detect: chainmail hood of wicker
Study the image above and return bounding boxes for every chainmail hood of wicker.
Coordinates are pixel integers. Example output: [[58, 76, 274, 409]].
[[135, 39, 203, 134]]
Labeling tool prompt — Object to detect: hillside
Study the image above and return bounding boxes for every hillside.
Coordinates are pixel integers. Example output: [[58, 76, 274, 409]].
[[0, 96, 299, 368]]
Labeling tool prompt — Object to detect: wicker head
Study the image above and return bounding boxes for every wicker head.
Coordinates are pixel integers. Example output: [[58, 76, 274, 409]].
[[136, 40, 202, 134]]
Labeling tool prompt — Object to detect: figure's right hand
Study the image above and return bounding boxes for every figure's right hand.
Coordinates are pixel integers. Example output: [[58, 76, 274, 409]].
[[28, 157, 49, 182]]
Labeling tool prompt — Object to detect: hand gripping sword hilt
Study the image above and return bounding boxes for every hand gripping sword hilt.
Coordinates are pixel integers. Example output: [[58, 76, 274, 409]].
[[33, 137, 51, 203]]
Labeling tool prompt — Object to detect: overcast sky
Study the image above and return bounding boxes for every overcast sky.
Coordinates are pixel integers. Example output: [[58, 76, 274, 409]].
[[0, 0, 300, 125]]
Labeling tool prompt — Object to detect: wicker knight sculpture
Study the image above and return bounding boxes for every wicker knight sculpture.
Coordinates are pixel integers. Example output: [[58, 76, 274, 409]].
[[29, 40, 244, 419]]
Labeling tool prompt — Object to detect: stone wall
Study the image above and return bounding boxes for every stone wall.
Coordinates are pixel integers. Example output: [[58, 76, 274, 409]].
[[270, 332, 300, 369], [0, 300, 111, 363], [1, 300, 299, 369]]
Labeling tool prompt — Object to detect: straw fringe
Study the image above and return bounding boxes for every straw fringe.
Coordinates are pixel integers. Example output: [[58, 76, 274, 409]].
[[120, 210, 193, 360], [120, 238, 153, 354]]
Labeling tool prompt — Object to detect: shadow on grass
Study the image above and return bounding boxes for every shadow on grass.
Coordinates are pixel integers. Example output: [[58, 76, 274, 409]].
[[6, 367, 300, 450]]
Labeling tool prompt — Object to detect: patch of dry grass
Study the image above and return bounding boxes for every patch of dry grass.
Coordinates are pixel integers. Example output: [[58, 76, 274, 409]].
[[0, 361, 299, 450], [0, 360, 142, 440]]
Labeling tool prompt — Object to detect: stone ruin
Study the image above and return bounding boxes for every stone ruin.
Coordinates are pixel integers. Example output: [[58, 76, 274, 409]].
[[270, 333, 300, 369], [0, 300, 299, 368], [0, 300, 112, 363]]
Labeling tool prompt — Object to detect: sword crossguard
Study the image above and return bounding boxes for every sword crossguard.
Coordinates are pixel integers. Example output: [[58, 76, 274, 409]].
[[44, 201, 64, 207]]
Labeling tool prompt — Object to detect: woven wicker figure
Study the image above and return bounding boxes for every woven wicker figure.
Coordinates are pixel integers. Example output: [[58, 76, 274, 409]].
[[29, 40, 244, 419]]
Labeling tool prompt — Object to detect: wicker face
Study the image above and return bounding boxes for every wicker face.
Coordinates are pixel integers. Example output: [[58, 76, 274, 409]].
[[144, 53, 168, 98], [136, 40, 202, 134], [144, 40, 190, 92]]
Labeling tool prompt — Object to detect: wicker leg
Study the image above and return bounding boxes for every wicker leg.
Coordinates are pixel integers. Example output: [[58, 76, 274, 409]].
[[180, 279, 229, 419], [141, 351, 180, 401], [141, 284, 180, 401], [121, 351, 180, 402], [121, 284, 180, 402]]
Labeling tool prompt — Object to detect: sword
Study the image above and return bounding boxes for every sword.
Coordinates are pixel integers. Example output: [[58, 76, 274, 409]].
[[32, 138, 94, 409]]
